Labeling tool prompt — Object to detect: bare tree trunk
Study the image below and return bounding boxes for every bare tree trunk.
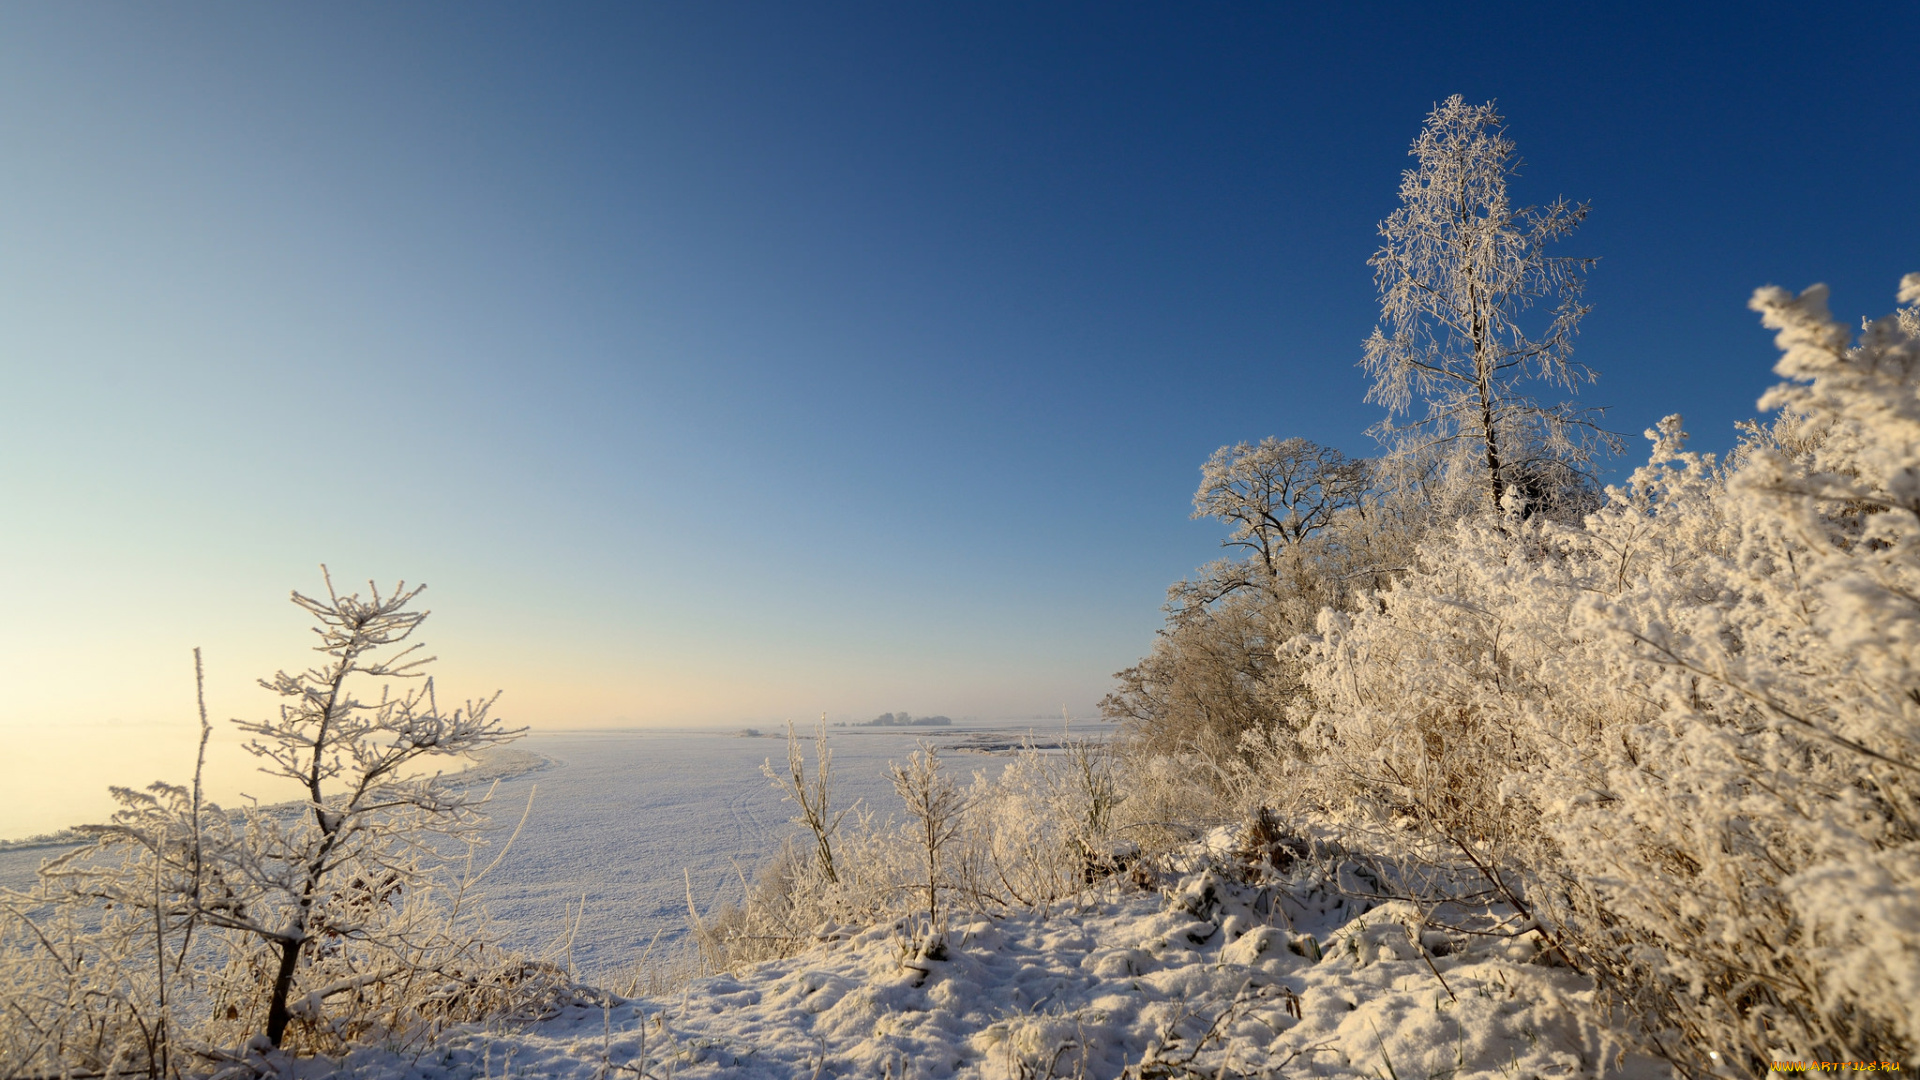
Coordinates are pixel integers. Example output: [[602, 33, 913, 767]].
[[1480, 382, 1503, 510], [263, 670, 349, 1048], [1470, 276, 1505, 510], [265, 937, 301, 1047], [925, 823, 938, 928], [264, 869, 325, 1047]]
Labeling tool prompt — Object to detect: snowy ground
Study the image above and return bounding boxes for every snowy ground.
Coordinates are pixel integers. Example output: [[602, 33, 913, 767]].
[[278, 846, 1667, 1080]]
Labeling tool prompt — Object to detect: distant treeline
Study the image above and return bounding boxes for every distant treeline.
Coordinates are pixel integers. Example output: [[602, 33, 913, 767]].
[[848, 711, 951, 727]]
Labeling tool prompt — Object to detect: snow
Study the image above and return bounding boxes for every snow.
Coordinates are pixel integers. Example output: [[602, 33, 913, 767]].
[[270, 851, 1665, 1079]]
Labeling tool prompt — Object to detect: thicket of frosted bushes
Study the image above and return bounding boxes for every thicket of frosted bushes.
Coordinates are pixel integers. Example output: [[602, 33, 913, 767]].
[[1287, 278, 1920, 1069], [692, 725, 1133, 972], [1094, 276, 1920, 1074]]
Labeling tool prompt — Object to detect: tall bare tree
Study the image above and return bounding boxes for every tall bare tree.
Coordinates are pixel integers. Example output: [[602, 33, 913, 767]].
[[1362, 96, 1615, 513]]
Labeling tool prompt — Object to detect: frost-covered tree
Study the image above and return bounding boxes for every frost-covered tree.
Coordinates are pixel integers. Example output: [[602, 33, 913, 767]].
[[22, 571, 529, 1062], [1188, 437, 1369, 605], [1101, 595, 1294, 760], [221, 573, 522, 1048], [1362, 96, 1614, 513], [1104, 439, 1389, 759]]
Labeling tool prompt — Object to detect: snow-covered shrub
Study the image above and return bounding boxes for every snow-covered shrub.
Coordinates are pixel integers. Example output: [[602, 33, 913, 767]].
[[1540, 278, 1920, 1068], [698, 726, 924, 971], [703, 733, 1141, 974], [1287, 507, 1604, 972], [762, 719, 851, 886], [889, 747, 970, 933], [1, 842, 187, 1077], [1289, 277, 1920, 1073], [967, 734, 1129, 914]]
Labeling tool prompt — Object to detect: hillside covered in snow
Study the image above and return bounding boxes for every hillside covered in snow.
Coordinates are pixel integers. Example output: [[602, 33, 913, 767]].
[[285, 833, 1666, 1080]]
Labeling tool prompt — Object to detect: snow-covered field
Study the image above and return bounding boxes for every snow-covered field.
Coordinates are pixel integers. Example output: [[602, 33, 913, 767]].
[[1, 724, 1091, 976], [450, 725, 1080, 978]]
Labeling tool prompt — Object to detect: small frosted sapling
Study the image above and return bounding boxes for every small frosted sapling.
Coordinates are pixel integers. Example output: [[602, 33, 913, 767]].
[[75, 571, 524, 1054], [890, 747, 969, 935], [763, 718, 849, 885], [225, 570, 524, 1048]]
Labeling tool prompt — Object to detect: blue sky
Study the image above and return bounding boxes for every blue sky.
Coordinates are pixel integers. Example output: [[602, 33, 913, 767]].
[[0, 2, 1915, 826]]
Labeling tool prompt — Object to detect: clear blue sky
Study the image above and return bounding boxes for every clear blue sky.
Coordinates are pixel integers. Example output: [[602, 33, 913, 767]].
[[1, 2, 1914, 824]]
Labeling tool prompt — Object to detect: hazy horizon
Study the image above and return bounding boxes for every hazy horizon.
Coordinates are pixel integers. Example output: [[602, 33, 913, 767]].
[[0, 692, 1111, 839]]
